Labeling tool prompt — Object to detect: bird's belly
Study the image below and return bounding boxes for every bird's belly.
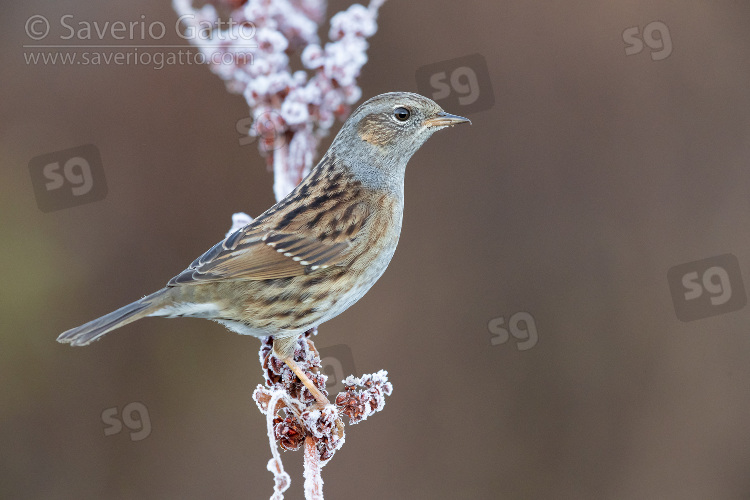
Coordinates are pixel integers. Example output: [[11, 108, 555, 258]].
[[214, 319, 272, 337], [225, 237, 398, 337], [309, 238, 398, 324]]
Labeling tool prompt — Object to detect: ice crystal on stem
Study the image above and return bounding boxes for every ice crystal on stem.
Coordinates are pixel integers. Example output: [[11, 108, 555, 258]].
[[174, 0, 391, 497], [265, 390, 292, 500]]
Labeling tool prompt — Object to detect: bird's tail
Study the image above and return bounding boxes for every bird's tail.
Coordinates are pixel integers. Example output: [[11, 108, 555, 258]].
[[57, 289, 169, 346]]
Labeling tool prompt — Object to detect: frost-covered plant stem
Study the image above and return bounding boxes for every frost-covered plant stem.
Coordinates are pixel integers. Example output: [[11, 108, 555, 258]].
[[303, 436, 324, 499], [266, 391, 292, 499], [173, 0, 392, 498]]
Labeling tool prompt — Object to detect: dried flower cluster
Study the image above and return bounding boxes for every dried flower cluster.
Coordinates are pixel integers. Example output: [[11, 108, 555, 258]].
[[335, 370, 393, 424], [173, 0, 386, 201], [253, 332, 347, 463], [252, 332, 393, 492]]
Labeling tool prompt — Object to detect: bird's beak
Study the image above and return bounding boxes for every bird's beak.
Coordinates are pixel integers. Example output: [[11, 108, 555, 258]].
[[423, 111, 472, 128]]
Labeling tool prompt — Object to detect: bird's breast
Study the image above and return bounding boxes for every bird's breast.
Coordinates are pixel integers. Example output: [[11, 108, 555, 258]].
[[346, 191, 403, 274]]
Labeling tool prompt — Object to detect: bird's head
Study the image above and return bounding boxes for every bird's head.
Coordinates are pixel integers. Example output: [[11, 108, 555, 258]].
[[331, 92, 470, 190]]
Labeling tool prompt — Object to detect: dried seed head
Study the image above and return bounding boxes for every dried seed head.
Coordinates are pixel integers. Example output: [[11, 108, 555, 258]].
[[274, 415, 306, 451]]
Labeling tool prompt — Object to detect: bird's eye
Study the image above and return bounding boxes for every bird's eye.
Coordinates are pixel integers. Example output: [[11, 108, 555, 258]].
[[393, 107, 411, 122]]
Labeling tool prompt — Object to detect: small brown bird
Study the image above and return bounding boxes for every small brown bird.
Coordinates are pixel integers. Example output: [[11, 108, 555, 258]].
[[58, 92, 470, 404]]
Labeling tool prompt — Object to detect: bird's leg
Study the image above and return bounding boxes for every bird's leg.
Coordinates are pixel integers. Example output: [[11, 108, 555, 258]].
[[273, 335, 344, 438], [282, 356, 330, 409], [273, 334, 330, 409], [286, 354, 344, 438]]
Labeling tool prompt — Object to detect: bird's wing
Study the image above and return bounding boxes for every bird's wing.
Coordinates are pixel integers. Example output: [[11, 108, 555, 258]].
[[167, 202, 371, 286]]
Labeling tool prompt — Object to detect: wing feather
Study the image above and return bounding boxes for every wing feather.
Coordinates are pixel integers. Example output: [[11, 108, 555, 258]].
[[167, 201, 370, 286]]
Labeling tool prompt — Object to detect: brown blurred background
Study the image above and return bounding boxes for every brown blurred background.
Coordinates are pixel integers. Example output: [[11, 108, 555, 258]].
[[4, 0, 750, 498]]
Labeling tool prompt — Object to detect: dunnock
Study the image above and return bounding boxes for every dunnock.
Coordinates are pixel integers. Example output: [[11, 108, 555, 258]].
[[58, 92, 470, 404]]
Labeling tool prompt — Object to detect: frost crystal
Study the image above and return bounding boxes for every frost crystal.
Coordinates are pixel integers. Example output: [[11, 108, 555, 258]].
[[225, 212, 254, 238]]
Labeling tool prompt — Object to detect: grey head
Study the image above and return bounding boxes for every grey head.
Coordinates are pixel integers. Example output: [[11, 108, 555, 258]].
[[330, 92, 470, 191]]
